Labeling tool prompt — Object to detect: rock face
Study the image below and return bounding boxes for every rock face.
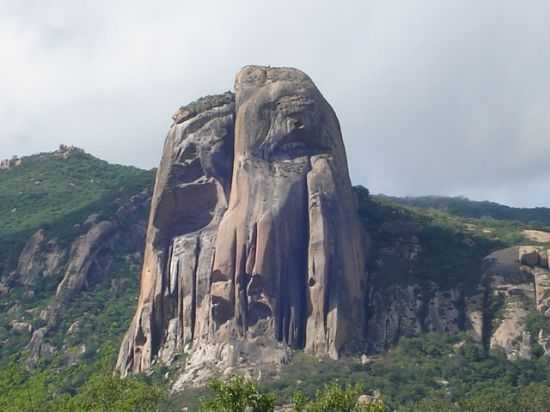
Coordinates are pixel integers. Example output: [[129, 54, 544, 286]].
[[15, 229, 65, 287], [367, 282, 464, 352], [42, 191, 150, 327], [481, 246, 550, 360], [364, 236, 550, 360], [15, 190, 151, 367], [485, 248, 534, 359], [363, 219, 472, 352], [117, 66, 367, 379]]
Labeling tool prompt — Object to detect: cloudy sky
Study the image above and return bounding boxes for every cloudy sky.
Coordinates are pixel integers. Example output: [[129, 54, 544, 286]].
[[1, 1, 549, 207]]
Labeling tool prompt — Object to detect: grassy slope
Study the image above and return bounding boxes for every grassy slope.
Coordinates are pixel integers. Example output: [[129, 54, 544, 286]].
[[0, 150, 153, 277]]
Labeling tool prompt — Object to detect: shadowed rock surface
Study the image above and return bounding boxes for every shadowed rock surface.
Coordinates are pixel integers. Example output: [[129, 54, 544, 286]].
[[116, 66, 367, 380]]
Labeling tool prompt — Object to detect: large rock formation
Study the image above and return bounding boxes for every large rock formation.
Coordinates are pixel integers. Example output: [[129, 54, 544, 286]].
[[117, 66, 367, 379]]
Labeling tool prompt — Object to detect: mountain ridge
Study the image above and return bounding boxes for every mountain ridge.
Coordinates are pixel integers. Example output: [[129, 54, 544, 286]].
[[380, 194, 550, 226]]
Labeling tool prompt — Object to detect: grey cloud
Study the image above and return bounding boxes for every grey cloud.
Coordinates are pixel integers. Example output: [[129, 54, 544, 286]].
[[1, 0, 549, 207]]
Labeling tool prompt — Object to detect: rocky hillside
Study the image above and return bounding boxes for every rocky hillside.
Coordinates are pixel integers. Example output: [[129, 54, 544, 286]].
[[1, 146, 550, 410], [0, 146, 154, 389], [3, 69, 550, 411], [361, 191, 550, 359]]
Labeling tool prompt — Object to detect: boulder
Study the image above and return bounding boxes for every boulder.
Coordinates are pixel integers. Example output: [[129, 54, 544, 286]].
[[357, 391, 382, 407], [10, 321, 32, 334], [539, 250, 549, 268], [518, 331, 533, 360], [538, 330, 550, 356], [519, 246, 541, 267], [67, 321, 81, 335]]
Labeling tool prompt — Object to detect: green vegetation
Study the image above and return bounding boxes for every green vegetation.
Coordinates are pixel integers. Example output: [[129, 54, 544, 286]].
[[292, 383, 385, 412], [356, 186, 512, 292], [6, 331, 550, 411], [0, 344, 165, 412], [197, 377, 385, 412], [0, 150, 153, 278], [0, 149, 154, 365], [199, 377, 277, 412], [178, 91, 234, 119], [383, 194, 550, 229], [260, 333, 550, 411], [0, 149, 157, 411], [401, 384, 550, 412]]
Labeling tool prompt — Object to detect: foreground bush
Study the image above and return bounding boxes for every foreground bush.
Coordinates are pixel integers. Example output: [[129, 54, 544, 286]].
[[0, 360, 165, 412], [293, 383, 386, 412], [199, 377, 276, 412], [198, 377, 386, 412]]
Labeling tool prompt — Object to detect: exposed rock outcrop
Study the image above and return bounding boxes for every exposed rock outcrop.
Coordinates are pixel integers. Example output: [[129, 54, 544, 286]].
[[479, 246, 550, 360], [55, 144, 84, 159], [363, 217, 470, 351], [117, 66, 367, 380], [0, 156, 22, 171], [27, 327, 56, 366], [367, 283, 464, 352], [484, 247, 533, 359], [538, 330, 550, 356], [15, 229, 65, 287], [44, 220, 117, 324], [17, 189, 151, 366], [10, 320, 32, 334], [116, 91, 236, 377], [42, 190, 150, 326]]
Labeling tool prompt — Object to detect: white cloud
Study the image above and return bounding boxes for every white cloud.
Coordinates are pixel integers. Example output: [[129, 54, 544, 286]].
[[1, 0, 550, 207]]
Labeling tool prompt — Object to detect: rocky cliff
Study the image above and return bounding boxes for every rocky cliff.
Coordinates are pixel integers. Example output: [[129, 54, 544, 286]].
[[361, 195, 550, 362], [116, 66, 367, 381]]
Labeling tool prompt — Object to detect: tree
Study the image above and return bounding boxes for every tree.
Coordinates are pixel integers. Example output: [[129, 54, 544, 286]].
[[199, 376, 276, 412], [293, 383, 386, 412], [67, 374, 164, 412], [199, 378, 386, 412]]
